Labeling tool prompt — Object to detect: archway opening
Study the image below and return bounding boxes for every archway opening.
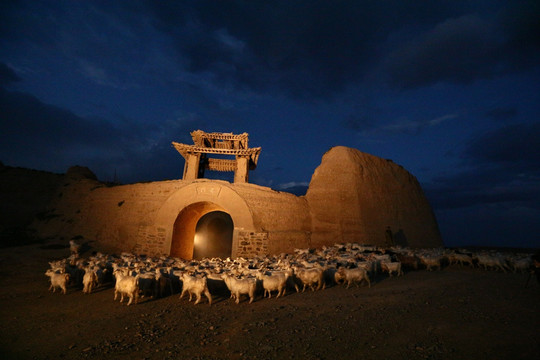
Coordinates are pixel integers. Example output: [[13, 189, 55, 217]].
[[193, 211, 233, 259], [169, 202, 233, 260]]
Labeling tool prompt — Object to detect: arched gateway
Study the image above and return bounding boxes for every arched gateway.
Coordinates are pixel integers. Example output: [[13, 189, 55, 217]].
[[193, 210, 233, 259], [155, 181, 256, 260]]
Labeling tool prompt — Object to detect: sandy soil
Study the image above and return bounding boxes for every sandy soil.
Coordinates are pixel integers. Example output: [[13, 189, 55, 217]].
[[0, 242, 539, 360]]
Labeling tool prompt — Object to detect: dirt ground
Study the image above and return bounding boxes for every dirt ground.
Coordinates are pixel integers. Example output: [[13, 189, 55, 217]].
[[1, 242, 539, 360]]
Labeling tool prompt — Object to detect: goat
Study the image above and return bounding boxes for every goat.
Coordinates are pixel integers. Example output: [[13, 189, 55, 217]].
[[292, 266, 325, 292], [113, 272, 139, 305], [45, 270, 70, 294], [256, 269, 293, 298], [474, 253, 510, 272], [419, 255, 443, 271], [334, 267, 371, 288], [511, 257, 532, 273], [395, 253, 420, 270], [380, 261, 403, 277], [82, 268, 99, 294], [179, 273, 212, 305], [448, 253, 473, 267], [221, 273, 257, 304]]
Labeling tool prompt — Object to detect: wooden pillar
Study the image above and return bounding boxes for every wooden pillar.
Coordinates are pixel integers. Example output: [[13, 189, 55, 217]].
[[234, 156, 249, 183], [183, 153, 201, 180]]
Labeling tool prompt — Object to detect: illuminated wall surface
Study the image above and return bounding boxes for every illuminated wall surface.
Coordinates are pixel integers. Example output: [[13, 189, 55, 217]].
[[29, 146, 442, 259]]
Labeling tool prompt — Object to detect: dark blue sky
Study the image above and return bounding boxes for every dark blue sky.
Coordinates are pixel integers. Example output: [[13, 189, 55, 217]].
[[1, 1, 539, 248]]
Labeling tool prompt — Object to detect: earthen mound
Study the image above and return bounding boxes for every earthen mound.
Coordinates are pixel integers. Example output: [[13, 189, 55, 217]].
[[306, 146, 442, 248]]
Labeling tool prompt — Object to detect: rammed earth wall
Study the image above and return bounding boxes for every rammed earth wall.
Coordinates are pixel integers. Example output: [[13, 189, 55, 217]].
[[22, 146, 443, 258]]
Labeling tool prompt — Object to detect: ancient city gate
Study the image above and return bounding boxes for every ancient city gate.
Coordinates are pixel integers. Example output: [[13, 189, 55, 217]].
[[155, 182, 256, 260]]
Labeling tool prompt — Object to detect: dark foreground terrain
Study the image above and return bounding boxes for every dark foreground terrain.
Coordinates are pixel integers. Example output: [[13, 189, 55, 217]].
[[1, 242, 539, 360]]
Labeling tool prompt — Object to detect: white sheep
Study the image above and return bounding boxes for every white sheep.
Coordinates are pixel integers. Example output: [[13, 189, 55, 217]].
[[419, 255, 443, 271], [179, 273, 212, 305], [334, 267, 371, 288], [370, 254, 392, 273], [292, 266, 325, 292], [48, 260, 66, 273], [113, 272, 139, 305], [357, 261, 375, 274], [511, 257, 532, 273], [82, 268, 99, 294], [221, 273, 257, 304], [256, 269, 293, 298], [475, 253, 510, 272], [449, 253, 473, 267], [380, 261, 403, 277], [45, 270, 70, 294]]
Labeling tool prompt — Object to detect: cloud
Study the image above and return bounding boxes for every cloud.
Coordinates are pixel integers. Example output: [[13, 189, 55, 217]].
[[484, 107, 518, 122], [385, 14, 503, 88], [464, 122, 540, 165], [385, 1, 540, 89], [382, 114, 457, 134], [425, 122, 540, 246], [435, 204, 540, 248], [346, 112, 455, 136], [0, 2, 180, 91], [341, 114, 375, 132], [3, 1, 537, 98], [0, 62, 20, 86], [426, 169, 539, 210], [78, 60, 133, 89], [277, 181, 309, 190], [0, 65, 198, 183], [0, 87, 123, 162], [500, 0, 540, 69], [142, 0, 459, 98], [425, 121, 540, 210], [276, 181, 310, 196]]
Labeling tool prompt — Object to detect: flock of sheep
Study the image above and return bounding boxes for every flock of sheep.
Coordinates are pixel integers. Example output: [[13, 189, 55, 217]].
[[44, 240, 534, 306]]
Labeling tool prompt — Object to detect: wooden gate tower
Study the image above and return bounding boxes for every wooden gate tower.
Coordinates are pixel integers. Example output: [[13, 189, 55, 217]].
[[172, 130, 261, 183]]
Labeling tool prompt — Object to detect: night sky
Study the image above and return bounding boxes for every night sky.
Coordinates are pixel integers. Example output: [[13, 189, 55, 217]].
[[1, 1, 539, 249]]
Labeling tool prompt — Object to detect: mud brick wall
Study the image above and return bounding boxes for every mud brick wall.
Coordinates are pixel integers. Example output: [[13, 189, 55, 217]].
[[132, 226, 167, 255], [236, 231, 268, 258]]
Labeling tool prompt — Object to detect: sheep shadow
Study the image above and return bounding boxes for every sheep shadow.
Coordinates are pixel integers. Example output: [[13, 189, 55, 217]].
[[87, 283, 114, 294], [77, 240, 94, 256]]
